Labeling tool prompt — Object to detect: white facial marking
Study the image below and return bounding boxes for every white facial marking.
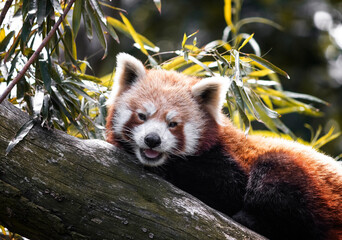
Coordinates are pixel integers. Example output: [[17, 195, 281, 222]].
[[132, 119, 178, 166], [113, 104, 132, 136], [183, 122, 200, 154], [133, 119, 177, 151], [143, 102, 156, 117], [166, 110, 178, 122]]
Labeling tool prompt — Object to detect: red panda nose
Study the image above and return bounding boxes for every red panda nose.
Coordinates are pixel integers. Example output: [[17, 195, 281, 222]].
[[144, 133, 161, 148]]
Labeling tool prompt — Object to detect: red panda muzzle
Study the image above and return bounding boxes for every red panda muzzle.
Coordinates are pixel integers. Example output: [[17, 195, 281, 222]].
[[144, 132, 161, 148], [142, 149, 162, 159]]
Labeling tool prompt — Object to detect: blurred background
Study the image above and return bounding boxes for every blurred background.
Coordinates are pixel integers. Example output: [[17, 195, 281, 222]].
[[75, 0, 342, 157]]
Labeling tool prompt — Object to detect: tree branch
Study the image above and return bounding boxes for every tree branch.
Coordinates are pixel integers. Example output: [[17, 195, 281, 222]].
[[0, 0, 13, 26], [0, 100, 265, 239], [0, 0, 76, 104]]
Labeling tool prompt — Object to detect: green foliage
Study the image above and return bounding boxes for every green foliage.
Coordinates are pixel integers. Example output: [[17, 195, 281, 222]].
[[155, 1, 330, 140], [0, 0, 339, 150], [0, 225, 23, 240], [0, 0, 156, 141]]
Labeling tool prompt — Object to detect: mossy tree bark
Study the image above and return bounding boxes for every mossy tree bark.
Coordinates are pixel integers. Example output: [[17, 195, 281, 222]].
[[0, 100, 265, 240]]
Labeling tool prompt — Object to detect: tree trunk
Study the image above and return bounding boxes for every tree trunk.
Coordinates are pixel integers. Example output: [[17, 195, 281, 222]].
[[0, 100, 265, 240]]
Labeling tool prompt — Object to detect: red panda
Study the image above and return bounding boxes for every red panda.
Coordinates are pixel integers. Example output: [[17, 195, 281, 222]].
[[106, 53, 342, 240]]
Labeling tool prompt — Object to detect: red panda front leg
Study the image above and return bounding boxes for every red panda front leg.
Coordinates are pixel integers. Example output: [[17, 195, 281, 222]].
[[232, 152, 329, 240]]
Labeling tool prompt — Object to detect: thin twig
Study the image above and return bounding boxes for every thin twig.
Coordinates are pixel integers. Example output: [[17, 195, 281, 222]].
[[0, 0, 13, 26], [0, 0, 76, 104]]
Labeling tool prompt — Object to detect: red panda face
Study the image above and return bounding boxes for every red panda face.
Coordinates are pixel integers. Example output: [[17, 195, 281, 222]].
[[106, 53, 227, 166], [113, 100, 202, 166]]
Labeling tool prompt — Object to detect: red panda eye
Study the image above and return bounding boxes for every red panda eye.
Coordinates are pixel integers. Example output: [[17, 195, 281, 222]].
[[138, 113, 147, 121], [168, 122, 178, 128]]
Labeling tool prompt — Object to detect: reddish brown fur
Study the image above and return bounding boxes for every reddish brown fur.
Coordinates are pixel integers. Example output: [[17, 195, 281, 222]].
[[106, 69, 213, 151], [106, 60, 342, 239], [105, 105, 117, 146], [217, 120, 342, 238]]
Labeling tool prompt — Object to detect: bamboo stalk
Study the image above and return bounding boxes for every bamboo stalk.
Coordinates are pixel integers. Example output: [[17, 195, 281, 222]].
[[0, 0, 76, 104]]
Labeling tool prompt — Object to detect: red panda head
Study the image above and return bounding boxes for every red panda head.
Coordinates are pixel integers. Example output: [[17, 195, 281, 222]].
[[106, 53, 228, 166]]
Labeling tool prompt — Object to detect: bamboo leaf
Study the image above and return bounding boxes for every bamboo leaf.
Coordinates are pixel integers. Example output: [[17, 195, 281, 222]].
[[234, 50, 243, 86], [248, 69, 274, 77], [63, 24, 77, 60], [181, 31, 198, 49], [247, 54, 290, 79], [224, 0, 233, 29], [106, 23, 120, 43], [82, 2, 93, 40], [239, 86, 260, 120], [273, 118, 296, 139], [0, 226, 6, 235], [50, 86, 76, 124], [41, 94, 51, 125], [261, 95, 273, 109], [309, 126, 341, 149], [0, 29, 5, 42], [275, 107, 312, 115], [60, 65, 102, 83], [37, 0, 47, 26], [305, 124, 322, 144], [237, 33, 261, 56], [182, 33, 187, 48], [188, 31, 199, 39], [238, 33, 254, 51], [49, 0, 63, 14], [120, 12, 148, 55], [0, 31, 15, 52], [88, 0, 119, 42], [153, 0, 162, 13], [62, 79, 98, 92], [21, 16, 33, 46], [184, 44, 201, 53], [107, 16, 157, 49], [148, 55, 159, 68], [98, 2, 127, 12], [16, 77, 28, 99], [187, 56, 214, 76], [255, 87, 323, 116], [214, 51, 232, 68], [89, 0, 105, 20], [284, 91, 328, 105], [72, 0, 82, 37], [236, 17, 283, 32], [6, 119, 35, 155], [205, 40, 232, 51], [249, 89, 279, 119], [86, 0, 107, 58], [236, 103, 250, 135], [182, 61, 212, 75], [28, 0, 38, 16], [22, 0, 29, 18], [50, 66, 63, 85], [161, 56, 187, 70], [39, 59, 52, 93], [33, 90, 45, 117], [64, 82, 96, 103], [314, 132, 341, 149]]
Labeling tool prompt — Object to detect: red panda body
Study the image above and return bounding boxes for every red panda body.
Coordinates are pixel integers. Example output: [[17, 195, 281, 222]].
[[106, 53, 342, 240]]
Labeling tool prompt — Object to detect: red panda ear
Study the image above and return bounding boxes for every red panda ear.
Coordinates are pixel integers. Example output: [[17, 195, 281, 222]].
[[107, 53, 146, 105], [191, 77, 228, 123], [115, 53, 146, 87]]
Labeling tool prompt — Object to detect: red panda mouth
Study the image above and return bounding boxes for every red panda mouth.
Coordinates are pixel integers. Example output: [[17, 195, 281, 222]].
[[140, 148, 162, 161]]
